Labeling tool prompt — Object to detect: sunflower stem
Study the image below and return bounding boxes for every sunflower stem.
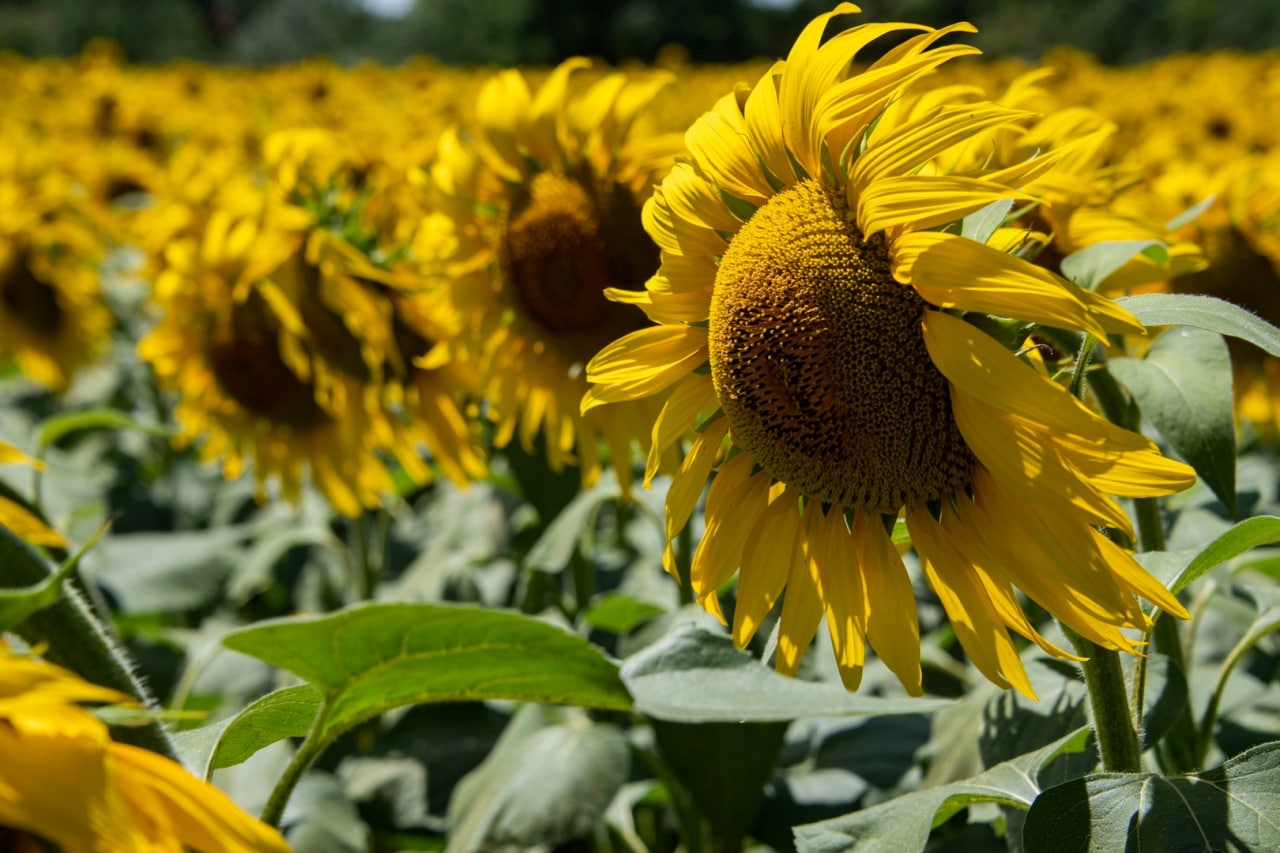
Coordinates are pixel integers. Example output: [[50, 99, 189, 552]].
[[0, 524, 178, 761], [676, 520, 695, 606], [1068, 333, 1099, 401], [1064, 624, 1143, 773], [261, 702, 333, 828]]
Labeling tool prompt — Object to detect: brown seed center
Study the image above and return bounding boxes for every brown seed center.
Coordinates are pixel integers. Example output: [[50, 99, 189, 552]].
[[1, 250, 64, 337], [501, 171, 656, 354], [708, 180, 974, 513], [208, 289, 329, 429]]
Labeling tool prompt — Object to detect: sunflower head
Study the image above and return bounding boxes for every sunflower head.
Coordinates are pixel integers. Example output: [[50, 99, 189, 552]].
[[586, 4, 1197, 696], [429, 58, 688, 487]]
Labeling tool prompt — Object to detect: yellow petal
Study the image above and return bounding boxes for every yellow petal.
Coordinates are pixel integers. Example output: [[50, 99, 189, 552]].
[[776, 502, 827, 676], [733, 487, 802, 647], [907, 503, 1036, 699], [858, 175, 1032, 238], [852, 103, 1033, 194], [813, 507, 868, 691], [662, 417, 729, 576], [692, 454, 770, 606], [583, 325, 708, 410], [853, 509, 923, 695], [897, 232, 1146, 338], [0, 496, 65, 548], [920, 309, 1154, 453], [645, 373, 716, 486]]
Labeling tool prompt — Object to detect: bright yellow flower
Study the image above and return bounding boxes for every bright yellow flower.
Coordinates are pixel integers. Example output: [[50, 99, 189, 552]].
[[585, 5, 1195, 697], [0, 644, 289, 852], [426, 59, 687, 489], [0, 441, 63, 549]]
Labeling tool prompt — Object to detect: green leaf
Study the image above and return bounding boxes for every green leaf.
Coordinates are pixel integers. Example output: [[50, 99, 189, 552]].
[[1061, 239, 1169, 291], [173, 685, 323, 780], [0, 521, 107, 632], [447, 705, 630, 852], [1109, 327, 1236, 516], [582, 594, 666, 634], [1116, 293, 1280, 358], [961, 198, 1015, 246], [1176, 516, 1280, 594], [794, 728, 1093, 853], [1139, 655, 1189, 751], [222, 602, 632, 742], [37, 408, 170, 449], [1022, 741, 1280, 852], [621, 625, 950, 723], [1165, 194, 1217, 230], [86, 526, 252, 613], [525, 471, 621, 573], [653, 719, 788, 846]]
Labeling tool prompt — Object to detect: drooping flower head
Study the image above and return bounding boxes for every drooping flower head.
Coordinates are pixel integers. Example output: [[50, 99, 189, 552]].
[[426, 60, 688, 489], [0, 643, 289, 852], [585, 5, 1196, 697]]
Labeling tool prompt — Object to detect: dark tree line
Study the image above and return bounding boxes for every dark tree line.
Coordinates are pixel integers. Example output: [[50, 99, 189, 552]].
[[0, 0, 1276, 65]]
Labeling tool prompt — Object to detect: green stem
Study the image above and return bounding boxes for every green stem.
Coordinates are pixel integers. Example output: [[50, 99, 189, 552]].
[[1068, 333, 1099, 401], [675, 521, 694, 607], [261, 704, 332, 828], [0, 525, 178, 760], [1064, 625, 1142, 773]]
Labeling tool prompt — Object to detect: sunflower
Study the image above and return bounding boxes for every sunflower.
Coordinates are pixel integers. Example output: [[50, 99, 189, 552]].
[[584, 5, 1196, 697], [0, 642, 289, 852], [0, 144, 112, 392], [426, 59, 687, 490], [138, 199, 400, 516]]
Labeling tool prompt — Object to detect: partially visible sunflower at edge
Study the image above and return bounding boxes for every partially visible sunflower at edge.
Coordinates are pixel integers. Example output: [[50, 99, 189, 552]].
[[0, 440, 63, 550], [585, 4, 1196, 697], [0, 641, 289, 852], [424, 60, 687, 490], [0, 143, 113, 392]]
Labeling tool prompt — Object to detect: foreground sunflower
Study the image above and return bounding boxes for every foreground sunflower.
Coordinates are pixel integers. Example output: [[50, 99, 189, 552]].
[[585, 5, 1196, 697], [427, 60, 687, 489], [0, 643, 289, 852]]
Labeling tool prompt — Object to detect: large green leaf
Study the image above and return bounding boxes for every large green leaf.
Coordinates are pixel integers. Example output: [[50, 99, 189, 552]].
[[173, 684, 323, 780], [1061, 240, 1168, 291], [794, 728, 1093, 853], [222, 602, 632, 741], [447, 705, 630, 852], [1022, 741, 1280, 852], [620, 625, 950, 723], [1109, 327, 1236, 516], [1116, 293, 1280, 358]]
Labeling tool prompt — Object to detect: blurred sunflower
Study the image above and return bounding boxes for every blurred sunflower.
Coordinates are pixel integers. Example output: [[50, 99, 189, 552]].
[[0, 642, 288, 852], [585, 4, 1195, 697], [0, 146, 112, 392], [260, 128, 486, 489], [138, 202, 400, 516], [427, 59, 686, 489]]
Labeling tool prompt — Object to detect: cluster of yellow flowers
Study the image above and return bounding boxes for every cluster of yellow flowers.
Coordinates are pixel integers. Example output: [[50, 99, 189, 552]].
[[1, 8, 1278, 845]]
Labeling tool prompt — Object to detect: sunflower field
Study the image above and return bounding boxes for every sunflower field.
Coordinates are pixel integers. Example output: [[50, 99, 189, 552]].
[[4, 3, 1280, 851]]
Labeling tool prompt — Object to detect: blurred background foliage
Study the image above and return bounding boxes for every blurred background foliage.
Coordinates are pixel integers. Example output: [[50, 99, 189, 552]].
[[1, 0, 1277, 66]]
